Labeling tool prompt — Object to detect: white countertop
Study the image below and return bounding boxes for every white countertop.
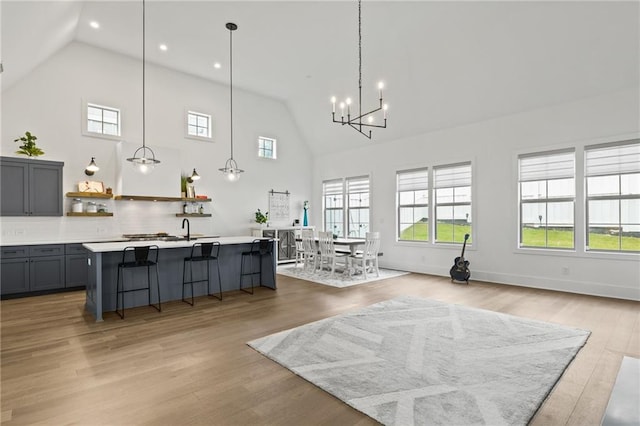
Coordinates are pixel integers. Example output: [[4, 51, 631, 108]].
[[83, 236, 264, 253]]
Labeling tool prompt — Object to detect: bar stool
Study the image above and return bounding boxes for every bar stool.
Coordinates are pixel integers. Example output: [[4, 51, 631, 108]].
[[115, 245, 161, 319], [240, 239, 273, 294], [182, 242, 222, 305]]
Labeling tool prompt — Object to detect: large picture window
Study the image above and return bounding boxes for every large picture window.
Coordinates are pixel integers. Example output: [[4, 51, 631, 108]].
[[585, 141, 640, 252], [518, 150, 575, 249], [434, 163, 472, 244], [397, 168, 429, 241]]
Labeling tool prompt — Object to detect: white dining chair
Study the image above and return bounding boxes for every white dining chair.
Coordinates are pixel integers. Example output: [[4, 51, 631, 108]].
[[350, 231, 380, 279], [301, 228, 318, 272], [294, 236, 305, 268], [317, 231, 349, 277]]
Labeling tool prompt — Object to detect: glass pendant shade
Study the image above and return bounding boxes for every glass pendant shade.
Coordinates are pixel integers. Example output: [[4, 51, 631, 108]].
[[127, 146, 159, 175], [219, 157, 243, 182]]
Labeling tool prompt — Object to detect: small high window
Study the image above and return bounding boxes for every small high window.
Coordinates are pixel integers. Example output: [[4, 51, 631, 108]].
[[186, 111, 212, 139], [258, 136, 277, 159], [86, 103, 121, 137]]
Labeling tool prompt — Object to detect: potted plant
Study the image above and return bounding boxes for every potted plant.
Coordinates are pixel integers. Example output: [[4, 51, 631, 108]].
[[180, 175, 189, 197], [255, 209, 269, 226], [14, 131, 44, 157]]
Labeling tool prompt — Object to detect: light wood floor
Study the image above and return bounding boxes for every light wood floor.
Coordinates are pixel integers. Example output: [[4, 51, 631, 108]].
[[1, 273, 638, 425]]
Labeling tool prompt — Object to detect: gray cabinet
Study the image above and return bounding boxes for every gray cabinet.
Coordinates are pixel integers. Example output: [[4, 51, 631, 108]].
[[65, 244, 88, 288], [252, 227, 313, 264], [1, 247, 30, 294], [1, 156, 64, 216], [1, 244, 65, 295]]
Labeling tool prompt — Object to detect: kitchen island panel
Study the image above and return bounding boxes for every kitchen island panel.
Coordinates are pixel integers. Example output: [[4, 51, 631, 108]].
[[85, 238, 276, 321]]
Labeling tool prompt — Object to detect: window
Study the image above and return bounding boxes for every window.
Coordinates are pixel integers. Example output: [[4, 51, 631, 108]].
[[585, 140, 640, 252], [322, 176, 371, 238], [186, 111, 211, 139], [434, 163, 472, 244], [86, 103, 120, 137], [258, 136, 276, 159], [323, 180, 344, 237], [397, 168, 429, 241], [347, 176, 370, 238], [518, 150, 575, 249]]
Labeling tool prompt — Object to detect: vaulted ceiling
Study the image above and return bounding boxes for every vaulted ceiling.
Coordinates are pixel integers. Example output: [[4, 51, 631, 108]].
[[2, 1, 639, 156]]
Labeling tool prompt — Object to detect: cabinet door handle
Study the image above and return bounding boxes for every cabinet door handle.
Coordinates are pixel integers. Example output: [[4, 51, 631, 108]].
[[41, 249, 54, 252], [4, 251, 17, 254]]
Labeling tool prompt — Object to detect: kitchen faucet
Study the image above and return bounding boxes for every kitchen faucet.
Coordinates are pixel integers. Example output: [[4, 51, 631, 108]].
[[182, 218, 190, 241]]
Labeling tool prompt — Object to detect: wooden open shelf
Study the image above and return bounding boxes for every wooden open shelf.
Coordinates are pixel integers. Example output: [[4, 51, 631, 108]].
[[114, 195, 212, 202], [66, 212, 114, 217], [66, 192, 112, 199], [175, 214, 212, 217]]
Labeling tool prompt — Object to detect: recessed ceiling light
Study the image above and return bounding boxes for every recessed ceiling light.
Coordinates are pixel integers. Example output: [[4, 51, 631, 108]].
[[213, 62, 221, 69], [89, 21, 100, 29], [159, 44, 168, 51]]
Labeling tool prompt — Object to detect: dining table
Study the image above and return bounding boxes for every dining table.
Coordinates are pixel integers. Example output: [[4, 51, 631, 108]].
[[297, 236, 364, 255]]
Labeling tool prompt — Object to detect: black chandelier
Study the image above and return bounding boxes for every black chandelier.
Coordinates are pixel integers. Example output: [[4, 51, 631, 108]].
[[331, 0, 388, 139]]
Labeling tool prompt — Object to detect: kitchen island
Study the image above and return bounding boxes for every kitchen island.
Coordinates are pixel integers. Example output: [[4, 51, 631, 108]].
[[83, 237, 276, 321]]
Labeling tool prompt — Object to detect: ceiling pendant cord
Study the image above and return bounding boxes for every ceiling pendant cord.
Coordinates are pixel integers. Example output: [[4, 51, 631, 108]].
[[330, 0, 387, 140], [142, 0, 146, 157], [229, 23, 233, 162], [126, 0, 160, 173], [358, 0, 363, 134], [219, 22, 243, 181]]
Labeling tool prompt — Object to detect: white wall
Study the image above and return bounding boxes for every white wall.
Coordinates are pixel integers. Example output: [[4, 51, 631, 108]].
[[312, 87, 640, 301], [1, 42, 313, 243]]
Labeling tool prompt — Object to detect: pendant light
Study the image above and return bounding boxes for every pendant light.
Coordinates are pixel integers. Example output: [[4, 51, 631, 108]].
[[84, 157, 99, 176], [219, 22, 244, 182], [126, 0, 160, 174]]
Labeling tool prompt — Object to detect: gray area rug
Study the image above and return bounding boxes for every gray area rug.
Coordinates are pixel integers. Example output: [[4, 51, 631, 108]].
[[248, 296, 590, 425], [277, 264, 409, 288]]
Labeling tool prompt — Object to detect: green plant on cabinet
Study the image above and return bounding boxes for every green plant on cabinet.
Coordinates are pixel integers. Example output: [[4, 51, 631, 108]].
[[14, 131, 44, 157]]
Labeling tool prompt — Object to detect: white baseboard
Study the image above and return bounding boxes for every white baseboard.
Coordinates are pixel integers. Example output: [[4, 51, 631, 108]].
[[380, 260, 640, 301]]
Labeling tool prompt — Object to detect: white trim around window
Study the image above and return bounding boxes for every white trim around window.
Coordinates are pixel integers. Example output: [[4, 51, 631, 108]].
[[185, 110, 213, 141], [81, 100, 122, 141]]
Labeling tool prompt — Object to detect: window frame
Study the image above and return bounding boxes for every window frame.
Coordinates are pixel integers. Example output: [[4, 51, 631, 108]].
[[518, 149, 576, 250], [185, 110, 213, 141], [585, 140, 640, 253], [258, 136, 277, 159], [433, 162, 473, 245], [397, 168, 429, 242], [82, 101, 122, 140], [346, 176, 370, 238], [322, 175, 371, 239]]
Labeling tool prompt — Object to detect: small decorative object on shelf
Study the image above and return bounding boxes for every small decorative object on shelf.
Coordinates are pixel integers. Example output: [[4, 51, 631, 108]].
[[303, 200, 309, 226], [199, 204, 204, 214], [255, 209, 268, 226], [14, 131, 44, 157]]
